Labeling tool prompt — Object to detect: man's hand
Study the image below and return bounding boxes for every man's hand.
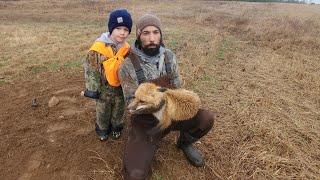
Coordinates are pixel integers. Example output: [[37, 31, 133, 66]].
[[149, 75, 175, 89]]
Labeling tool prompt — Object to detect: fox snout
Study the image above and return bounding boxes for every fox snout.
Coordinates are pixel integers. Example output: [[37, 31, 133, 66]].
[[127, 100, 151, 114], [127, 100, 138, 114], [127, 98, 166, 115]]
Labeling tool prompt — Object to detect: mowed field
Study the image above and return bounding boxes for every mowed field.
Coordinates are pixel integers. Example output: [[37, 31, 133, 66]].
[[1, 0, 320, 179]]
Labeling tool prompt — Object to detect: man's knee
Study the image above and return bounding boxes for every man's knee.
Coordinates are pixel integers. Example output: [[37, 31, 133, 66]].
[[189, 109, 215, 138], [203, 110, 216, 130], [199, 109, 215, 130]]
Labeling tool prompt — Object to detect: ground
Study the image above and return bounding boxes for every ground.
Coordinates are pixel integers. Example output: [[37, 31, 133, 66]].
[[0, 0, 320, 179]]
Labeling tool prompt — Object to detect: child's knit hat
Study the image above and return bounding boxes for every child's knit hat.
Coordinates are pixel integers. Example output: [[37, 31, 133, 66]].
[[108, 9, 133, 34]]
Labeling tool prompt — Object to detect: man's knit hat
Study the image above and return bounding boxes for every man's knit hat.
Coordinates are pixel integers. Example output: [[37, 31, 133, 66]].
[[108, 9, 133, 34], [136, 14, 162, 38]]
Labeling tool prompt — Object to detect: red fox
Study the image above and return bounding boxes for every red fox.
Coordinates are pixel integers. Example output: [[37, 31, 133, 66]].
[[128, 83, 201, 133]]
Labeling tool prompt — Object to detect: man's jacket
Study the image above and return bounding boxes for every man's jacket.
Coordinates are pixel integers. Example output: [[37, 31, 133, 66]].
[[118, 45, 181, 105]]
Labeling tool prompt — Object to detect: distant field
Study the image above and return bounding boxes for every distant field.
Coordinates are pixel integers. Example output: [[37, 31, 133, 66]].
[[0, 0, 319, 179]]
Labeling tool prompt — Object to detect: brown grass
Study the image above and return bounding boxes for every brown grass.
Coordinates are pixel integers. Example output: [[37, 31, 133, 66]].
[[1, 0, 320, 179]]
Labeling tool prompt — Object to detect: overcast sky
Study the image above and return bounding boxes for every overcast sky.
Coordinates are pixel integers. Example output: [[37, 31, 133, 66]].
[[304, 0, 320, 3]]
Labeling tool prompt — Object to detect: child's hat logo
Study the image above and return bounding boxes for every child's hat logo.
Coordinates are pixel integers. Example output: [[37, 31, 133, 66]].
[[117, 17, 123, 23]]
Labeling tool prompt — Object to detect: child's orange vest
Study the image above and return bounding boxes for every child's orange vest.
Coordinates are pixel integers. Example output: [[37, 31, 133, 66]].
[[89, 41, 130, 87]]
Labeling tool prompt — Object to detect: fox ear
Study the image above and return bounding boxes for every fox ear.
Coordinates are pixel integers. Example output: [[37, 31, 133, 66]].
[[157, 87, 167, 92]]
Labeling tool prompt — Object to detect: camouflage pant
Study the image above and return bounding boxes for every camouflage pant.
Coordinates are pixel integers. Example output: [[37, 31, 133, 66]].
[[95, 85, 125, 132]]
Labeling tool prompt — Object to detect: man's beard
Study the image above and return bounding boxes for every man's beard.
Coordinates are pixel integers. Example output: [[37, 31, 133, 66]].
[[135, 39, 163, 56], [141, 43, 161, 56]]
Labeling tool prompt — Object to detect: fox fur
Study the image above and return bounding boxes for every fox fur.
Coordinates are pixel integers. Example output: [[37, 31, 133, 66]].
[[128, 83, 201, 131]]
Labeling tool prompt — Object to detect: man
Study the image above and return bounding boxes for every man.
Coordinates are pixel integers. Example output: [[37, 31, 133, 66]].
[[118, 14, 215, 179]]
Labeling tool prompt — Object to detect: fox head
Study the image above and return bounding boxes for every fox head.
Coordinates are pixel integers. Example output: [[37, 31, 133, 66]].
[[128, 83, 167, 114]]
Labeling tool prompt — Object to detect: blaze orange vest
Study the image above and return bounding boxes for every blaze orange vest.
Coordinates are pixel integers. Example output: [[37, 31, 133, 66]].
[[89, 41, 130, 87]]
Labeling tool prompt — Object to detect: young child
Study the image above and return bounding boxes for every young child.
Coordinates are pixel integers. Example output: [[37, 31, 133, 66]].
[[83, 9, 132, 141]]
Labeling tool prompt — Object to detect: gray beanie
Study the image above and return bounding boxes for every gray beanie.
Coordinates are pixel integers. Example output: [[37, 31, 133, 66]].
[[136, 14, 162, 38]]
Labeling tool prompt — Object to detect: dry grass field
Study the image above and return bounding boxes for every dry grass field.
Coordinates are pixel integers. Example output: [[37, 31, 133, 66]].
[[1, 0, 320, 179]]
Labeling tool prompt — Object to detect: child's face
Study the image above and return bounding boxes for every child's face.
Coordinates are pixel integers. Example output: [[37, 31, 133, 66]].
[[110, 26, 129, 43]]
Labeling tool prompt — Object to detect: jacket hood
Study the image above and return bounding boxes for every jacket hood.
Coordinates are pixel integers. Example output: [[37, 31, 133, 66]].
[[95, 32, 124, 51]]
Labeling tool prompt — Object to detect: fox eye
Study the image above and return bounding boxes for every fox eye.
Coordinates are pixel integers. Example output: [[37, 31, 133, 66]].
[[139, 100, 145, 103]]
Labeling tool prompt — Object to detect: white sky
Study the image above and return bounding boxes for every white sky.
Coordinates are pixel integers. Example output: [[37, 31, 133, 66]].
[[304, 0, 320, 3]]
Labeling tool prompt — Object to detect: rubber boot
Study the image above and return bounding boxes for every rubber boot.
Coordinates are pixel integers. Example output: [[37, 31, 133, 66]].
[[177, 132, 205, 167], [111, 124, 124, 140], [95, 123, 111, 141]]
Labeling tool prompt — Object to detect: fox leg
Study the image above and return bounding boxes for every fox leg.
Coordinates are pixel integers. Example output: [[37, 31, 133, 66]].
[[147, 115, 171, 136]]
